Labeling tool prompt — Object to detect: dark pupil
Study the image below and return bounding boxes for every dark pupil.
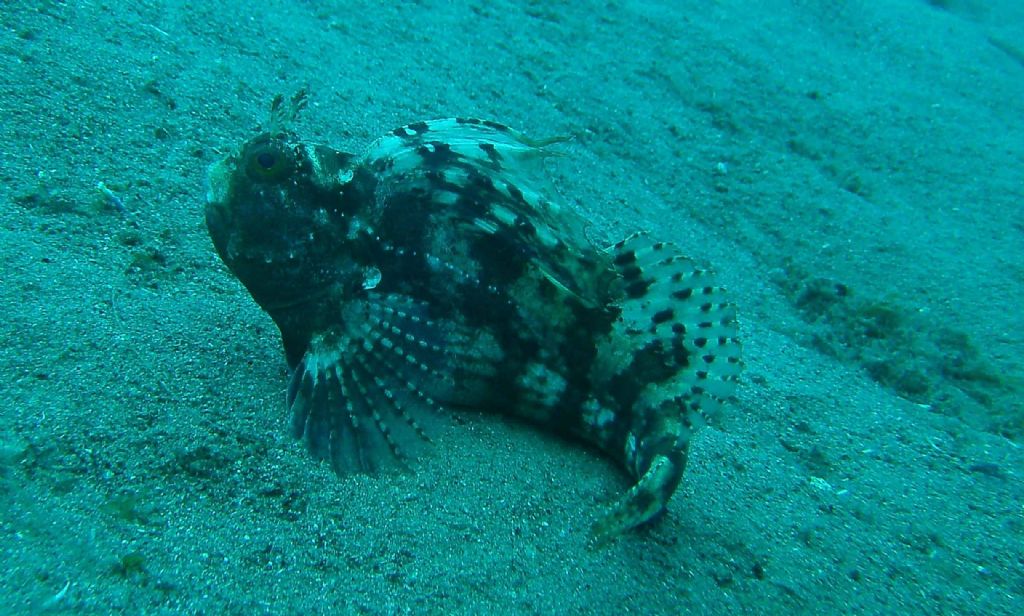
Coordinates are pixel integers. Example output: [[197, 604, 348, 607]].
[[256, 151, 277, 170]]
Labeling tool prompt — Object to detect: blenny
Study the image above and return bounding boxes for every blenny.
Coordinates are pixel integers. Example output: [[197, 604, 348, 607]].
[[204, 92, 742, 542]]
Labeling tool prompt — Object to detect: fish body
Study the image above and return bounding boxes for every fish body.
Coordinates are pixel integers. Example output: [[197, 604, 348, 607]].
[[205, 99, 741, 541]]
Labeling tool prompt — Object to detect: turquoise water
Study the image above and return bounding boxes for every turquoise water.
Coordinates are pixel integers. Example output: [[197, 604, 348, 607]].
[[1, 1, 1022, 613]]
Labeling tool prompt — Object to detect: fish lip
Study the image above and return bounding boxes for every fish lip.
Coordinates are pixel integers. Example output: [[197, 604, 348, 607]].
[[204, 157, 235, 209]]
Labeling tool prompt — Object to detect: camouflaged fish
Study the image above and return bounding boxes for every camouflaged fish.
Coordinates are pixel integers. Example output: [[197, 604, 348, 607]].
[[204, 92, 742, 542]]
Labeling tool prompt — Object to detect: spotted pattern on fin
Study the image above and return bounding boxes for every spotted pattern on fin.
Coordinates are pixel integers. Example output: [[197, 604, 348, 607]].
[[588, 232, 742, 541]]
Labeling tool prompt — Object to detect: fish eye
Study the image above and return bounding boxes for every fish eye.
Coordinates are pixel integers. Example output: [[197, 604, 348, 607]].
[[256, 151, 277, 169], [243, 136, 295, 182]]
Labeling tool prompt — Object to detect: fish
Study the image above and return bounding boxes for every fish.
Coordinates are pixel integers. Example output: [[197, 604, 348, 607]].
[[204, 92, 742, 543]]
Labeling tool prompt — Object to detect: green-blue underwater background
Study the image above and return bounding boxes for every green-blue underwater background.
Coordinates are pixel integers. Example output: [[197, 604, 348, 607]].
[[1, 0, 1022, 613]]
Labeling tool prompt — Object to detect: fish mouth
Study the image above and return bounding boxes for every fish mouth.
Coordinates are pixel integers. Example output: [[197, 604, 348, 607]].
[[205, 157, 235, 210]]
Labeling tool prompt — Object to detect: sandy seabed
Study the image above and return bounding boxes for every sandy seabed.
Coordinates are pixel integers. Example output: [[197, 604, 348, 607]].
[[1, 1, 1022, 614]]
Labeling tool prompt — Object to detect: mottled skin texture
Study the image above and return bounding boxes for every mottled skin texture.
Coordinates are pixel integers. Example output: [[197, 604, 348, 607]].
[[205, 101, 741, 542]]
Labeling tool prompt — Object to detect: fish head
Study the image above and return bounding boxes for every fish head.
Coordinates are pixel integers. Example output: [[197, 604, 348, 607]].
[[205, 131, 367, 340]]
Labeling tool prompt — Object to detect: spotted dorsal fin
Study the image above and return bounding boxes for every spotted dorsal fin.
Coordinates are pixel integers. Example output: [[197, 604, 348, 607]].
[[359, 118, 608, 308], [606, 232, 742, 422], [362, 117, 568, 183], [590, 232, 742, 542]]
